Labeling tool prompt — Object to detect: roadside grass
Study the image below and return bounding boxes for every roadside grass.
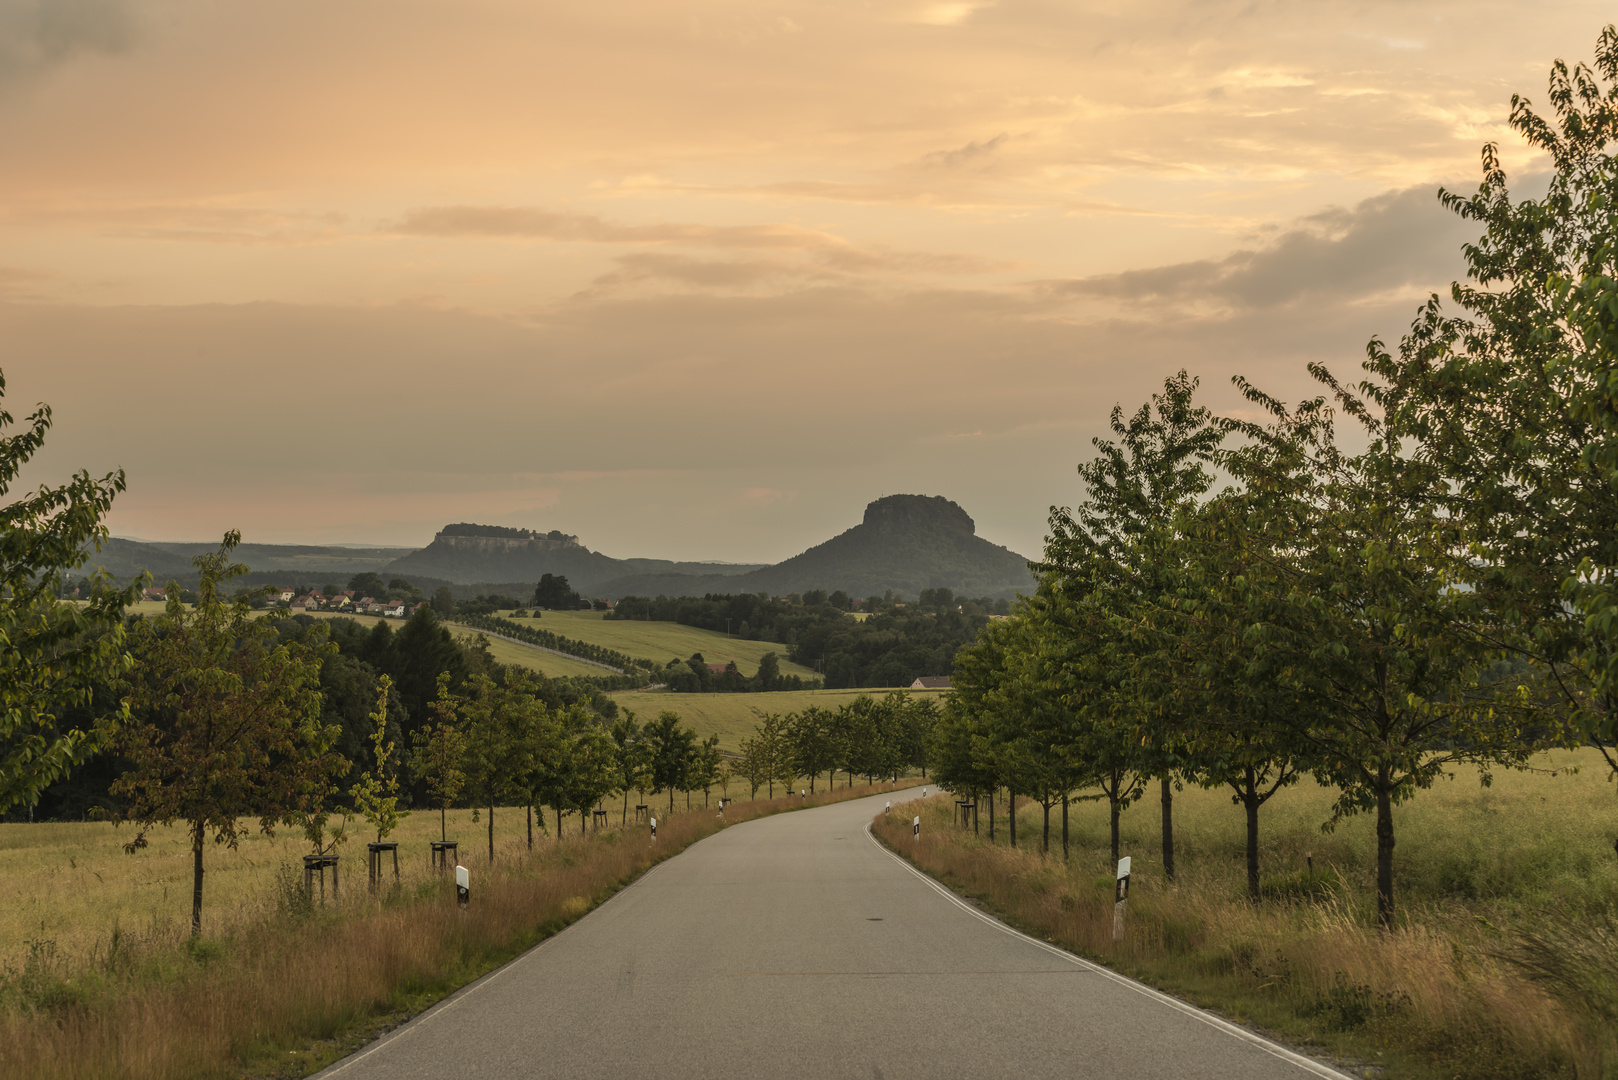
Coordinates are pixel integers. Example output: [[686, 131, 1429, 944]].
[[0, 780, 833, 976], [609, 687, 952, 751], [518, 609, 821, 679], [2, 778, 919, 1080], [872, 749, 1618, 1080]]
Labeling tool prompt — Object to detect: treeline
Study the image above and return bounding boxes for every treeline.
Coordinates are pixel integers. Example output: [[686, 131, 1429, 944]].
[[729, 692, 939, 797], [935, 63, 1618, 930], [608, 589, 1009, 688]]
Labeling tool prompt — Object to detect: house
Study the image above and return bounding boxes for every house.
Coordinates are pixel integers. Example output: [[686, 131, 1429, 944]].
[[705, 663, 730, 675], [909, 676, 951, 690], [383, 601, 406, 617], [301, 592, 325, 611], [142, 586, 166, 602], [277, 589, 295, 603]]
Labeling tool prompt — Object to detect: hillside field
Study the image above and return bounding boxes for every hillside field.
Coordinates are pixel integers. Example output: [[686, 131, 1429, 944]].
[[609, 687, 951, 750], [514, 609, 821, 679]]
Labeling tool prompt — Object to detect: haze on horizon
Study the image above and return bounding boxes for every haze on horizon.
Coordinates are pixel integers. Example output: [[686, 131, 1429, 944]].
[[1, 0, 1601, 563]]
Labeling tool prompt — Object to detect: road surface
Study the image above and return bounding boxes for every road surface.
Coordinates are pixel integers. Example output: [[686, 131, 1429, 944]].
[[316, 788, 1350, 1080]]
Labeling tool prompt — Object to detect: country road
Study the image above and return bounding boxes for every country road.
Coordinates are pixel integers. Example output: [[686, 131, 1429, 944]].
[[314, 789, 1350, 1080]]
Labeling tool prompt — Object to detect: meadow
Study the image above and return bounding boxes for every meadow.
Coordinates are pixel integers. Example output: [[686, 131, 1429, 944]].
[[522, 608, 821, 678], [874, 748, 1618, 1079], [608, 686, 951, 751]]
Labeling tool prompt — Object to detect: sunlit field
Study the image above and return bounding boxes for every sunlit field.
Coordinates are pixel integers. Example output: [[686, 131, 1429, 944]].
[[521, 608, 821, 678]]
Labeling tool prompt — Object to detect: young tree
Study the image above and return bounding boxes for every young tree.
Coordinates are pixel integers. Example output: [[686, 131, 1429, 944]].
[[556, 708, 619, 834], [351, 674, 409, 844], [788, 706, 837, 792], [112, 535, 345, 935], [609, 711, 652, 824], [646, 710, 697, 811], [0, 370, 141, 815], [409, 681, 468, 843], [689, 734, 723, 807], [459, 674, 529, 861]]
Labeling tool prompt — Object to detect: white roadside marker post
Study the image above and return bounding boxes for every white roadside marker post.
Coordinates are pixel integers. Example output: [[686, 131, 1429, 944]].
[[455, 864, 470, 910], [885, 801, 891, 813], [1113, 856, 1131, 941], [922, 787, 927, 798], [913, 815, 920, 840], [650, 816, 657, 841]]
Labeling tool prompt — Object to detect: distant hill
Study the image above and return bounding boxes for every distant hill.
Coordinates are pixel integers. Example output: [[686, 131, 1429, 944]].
[[593, 495, 1035, 600], [82, 494, 1034, 601], [381, 524, 765, 590], [82, 538, 420, 588]]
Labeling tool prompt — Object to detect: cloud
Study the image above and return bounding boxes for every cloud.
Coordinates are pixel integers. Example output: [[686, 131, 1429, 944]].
[[0, 0, 134, 89], [1033, 184, 1478, 313], [392, 205, 1011, 292], [921, 133, 1008, 169]]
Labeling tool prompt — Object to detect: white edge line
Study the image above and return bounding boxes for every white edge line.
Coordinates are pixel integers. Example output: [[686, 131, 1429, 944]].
[[311, 856, 673, 1079], [865, 821, 1357, 1080]]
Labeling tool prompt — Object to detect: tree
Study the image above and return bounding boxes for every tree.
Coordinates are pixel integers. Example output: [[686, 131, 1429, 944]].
[[348, 572, 387, 598], [351, 674, 409, 844], [556, 708, 618, 834], [111, 535, 345, 935], [1214, 380, 1539, 928], [0, 370, 141, 815], [1367, 28, 1618, 776], [1041, 369, 1221, 878], [410, 682, 468, 842], [787, 706, 837, 792], [458, 674, 530, 861], [533, 573, 579, 610], [609, 712, 652, 823], [646, 710, 697, 811], [431, 586, 457, 618], [689, 734, 723, 807]]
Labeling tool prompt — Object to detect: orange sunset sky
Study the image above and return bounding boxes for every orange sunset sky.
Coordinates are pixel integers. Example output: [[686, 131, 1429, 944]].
[[2, 1, 1605, 562]]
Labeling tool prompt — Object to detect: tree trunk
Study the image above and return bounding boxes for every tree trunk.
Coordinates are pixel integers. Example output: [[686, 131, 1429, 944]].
[[1042, 800, 1050, 854], [622, 788, 630, 825], [670, 787, 676, 813], [1244, 766, 1261, 902], [440, 806, 447, 843], [1376, 775, 1395, 930], [527, 803, 533, 850], [1160, 776, 1175, 881], [487, 801, 495, 862], [988, 789, 995, 840], [581, 808, 587, 835], [1061, 795, 1069, 861], [1008, 788, 1017, 849], [190, 820, 205, 937], [1109, 784, 1120, 865]]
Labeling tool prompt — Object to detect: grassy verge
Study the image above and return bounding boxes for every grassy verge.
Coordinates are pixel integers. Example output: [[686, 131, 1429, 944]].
[[2, 780, 918, 1080], [871, 770, 1618, 1080]]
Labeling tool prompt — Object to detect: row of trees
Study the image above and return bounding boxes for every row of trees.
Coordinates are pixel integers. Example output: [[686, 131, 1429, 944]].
[[937, 33, 1618, 930], [732, 693, 939, 797]]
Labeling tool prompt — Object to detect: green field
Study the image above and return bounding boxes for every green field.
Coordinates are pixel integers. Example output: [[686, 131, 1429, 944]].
[[518, 609, 820, 679], [609, 687, 950, 750], [454, 630, 617, 680]]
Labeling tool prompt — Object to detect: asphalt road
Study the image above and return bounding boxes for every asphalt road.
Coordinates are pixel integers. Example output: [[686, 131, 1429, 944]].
[[316, 789, 1350, 1080]]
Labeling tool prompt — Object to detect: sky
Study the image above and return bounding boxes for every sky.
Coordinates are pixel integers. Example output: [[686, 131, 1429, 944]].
[[0, 0, 1607, 563]]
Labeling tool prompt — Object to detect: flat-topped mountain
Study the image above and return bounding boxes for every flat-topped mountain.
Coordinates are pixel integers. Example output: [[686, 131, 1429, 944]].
[[592, 495, 1034, 600], [382, 523, 764, 590]]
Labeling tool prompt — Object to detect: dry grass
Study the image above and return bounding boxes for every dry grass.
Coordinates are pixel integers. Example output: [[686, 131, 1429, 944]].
[[873, 752, 1618, 1080], [1, 779, 916, 1080]]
